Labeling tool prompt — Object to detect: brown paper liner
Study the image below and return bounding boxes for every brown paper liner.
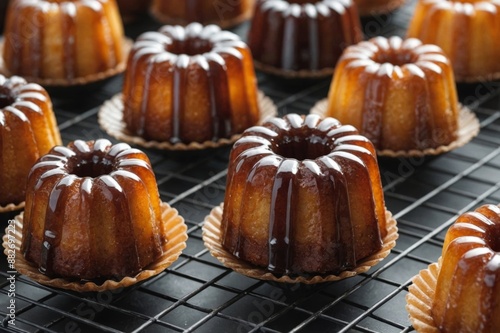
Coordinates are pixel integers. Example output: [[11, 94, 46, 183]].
[[311, 99, 480, 157], [357, 0, 406, 16], [202, 203, 398, 284], [0, 201, 24, 213], [0, 38, 132, 87], [406, 259, 441, 333], [2, 202, 187, 292], [149, 7, 252, 29], [253, 60, 335, 79], [98, 91, 277, 150]]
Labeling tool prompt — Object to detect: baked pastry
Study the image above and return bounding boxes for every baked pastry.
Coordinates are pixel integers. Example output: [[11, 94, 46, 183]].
[[3, 0, 125, 83], [354, 0, 405, 16], [432, 204, 500, 333], [325, 36, 459, 152], [407, 0, 500, 82], [116, 0, 152, 22], [0, 75, 61, 207], [122, 23, 260, 144], [247, 0, 363, 75], [150, 0, 254, 28], [21, 139, 166, 280], [221, 113, 387, 275]]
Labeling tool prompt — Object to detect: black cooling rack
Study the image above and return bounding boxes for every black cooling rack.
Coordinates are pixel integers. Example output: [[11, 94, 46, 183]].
[[2, 1, 500, 332]]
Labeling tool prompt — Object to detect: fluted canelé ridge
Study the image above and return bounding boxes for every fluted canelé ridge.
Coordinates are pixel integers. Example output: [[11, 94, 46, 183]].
[[407, 0, 500, 81], [432, 204, 500, 333], [21, 139, 165, 280], [0, 75, 61, 206], [123, 22, 260, 144], [326, 36, 459, 151], [3, 0, 124, 80], [247, 0, 363, 72], [221, 114, 386, 275]]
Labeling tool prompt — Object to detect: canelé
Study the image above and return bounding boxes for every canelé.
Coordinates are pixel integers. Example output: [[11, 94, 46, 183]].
[[123, 23, 260, 144], [0, 74, 61, 207], [3, 0, 125, 82], [407, 0, 500, 82], [22, 139, 166, 280], [247, 0, 363, 75], [221, 113, 387, 275], [325, 36, 458, 151], [433, 204, 500, 333]]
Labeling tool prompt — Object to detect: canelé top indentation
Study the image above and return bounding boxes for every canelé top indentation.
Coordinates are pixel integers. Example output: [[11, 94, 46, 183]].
[[373, 45, 418, 67], [342, 36, 450, 77], [29, 139, 152, 190], [269, 117, 336, 160], [0, 87, 15, 109], [166, 37, 214, 56], [134, 23, 244, 60], [67, 156, 114, 178]]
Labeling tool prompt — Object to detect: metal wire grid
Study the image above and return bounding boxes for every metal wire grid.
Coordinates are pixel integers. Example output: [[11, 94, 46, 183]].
[[2, 1, 500, 332]]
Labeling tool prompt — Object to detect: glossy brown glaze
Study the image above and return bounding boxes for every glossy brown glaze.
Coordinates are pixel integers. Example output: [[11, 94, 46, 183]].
[[0, 75, 61, 206], [407, 0, 500, 82], [221, 114, 386, 275], [3, 0, 124, 80], [123, 23, 260, 144], [21, 139, 165, 280], [433, 204, 500, 333], [326, 36, 459, 151], [247, 0, 363, 72]]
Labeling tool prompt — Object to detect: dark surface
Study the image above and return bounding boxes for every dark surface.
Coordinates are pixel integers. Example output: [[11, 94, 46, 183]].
[[2, 0, 500, 332]]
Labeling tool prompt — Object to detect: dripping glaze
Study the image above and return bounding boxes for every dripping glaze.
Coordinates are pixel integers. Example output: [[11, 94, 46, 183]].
[[222, 114, 387, 275]]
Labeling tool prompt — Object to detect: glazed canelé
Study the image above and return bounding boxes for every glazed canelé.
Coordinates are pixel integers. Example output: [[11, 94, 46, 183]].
[[150, 0, 254, 28], [22, 139, 166, 280], [432, 204, 500, 333], [407, 0, 500, 82], [325, 36, 459, 152], [247, 0, 363, 74], [221, 114, 387, 275], [123, 23, 260, 144], [0, 75, 61, 207], [354, 0, 406, 16], [3, 0, 125, 82]]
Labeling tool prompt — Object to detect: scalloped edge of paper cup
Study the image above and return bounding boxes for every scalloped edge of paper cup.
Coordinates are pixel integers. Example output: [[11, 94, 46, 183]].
[[202, 203, 398, 284]]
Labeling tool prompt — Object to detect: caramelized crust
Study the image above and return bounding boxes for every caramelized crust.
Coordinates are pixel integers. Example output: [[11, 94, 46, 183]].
[[3, 0, 124, 80], [21, 139, 165, 280], [326, 36, 458, 151], [433, 204, 500, 333], [407, 0, 500, 82], [0, 75, 61, 206], [247, 0, 363, 72], [123, 23, 260, 144], [221, 114, 386, 275]]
